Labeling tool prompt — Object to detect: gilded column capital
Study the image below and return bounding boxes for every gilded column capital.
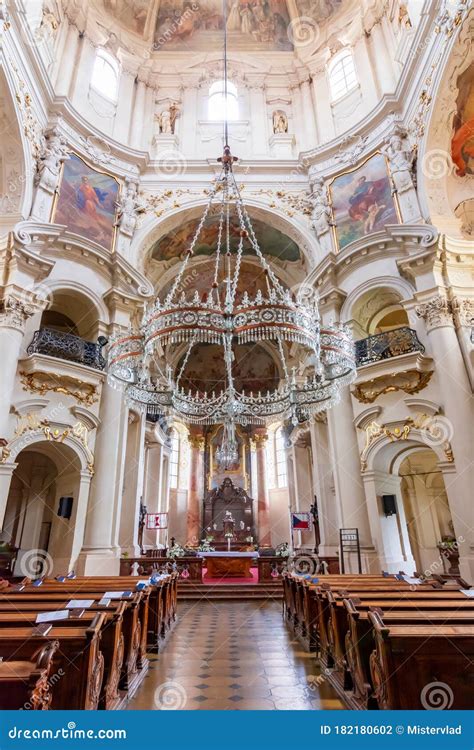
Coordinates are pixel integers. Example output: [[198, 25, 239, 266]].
[[253, 432, 268, 446], [188, 435, 205, 450], [0, 295, 36, 333], [415, 295, 454, 331]]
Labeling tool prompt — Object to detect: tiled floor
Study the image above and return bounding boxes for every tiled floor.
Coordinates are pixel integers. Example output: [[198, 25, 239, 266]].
[[128, 600, 344, 710]]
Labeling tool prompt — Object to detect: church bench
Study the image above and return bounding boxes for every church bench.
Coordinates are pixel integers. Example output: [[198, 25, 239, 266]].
[[0, 641, 58, 710], [342, 599, 474, 708], [0, 589, 143, 694], [0, 613, 107, 709], [0, 604, 126, 709], [368, 612, 474, 709]]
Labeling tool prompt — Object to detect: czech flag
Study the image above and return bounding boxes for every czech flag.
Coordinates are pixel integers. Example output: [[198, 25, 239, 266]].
[[292, 513, 311, 530]]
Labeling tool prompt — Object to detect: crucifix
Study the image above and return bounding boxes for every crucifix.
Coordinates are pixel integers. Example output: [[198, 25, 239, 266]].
[[309, 496, 321, 554]]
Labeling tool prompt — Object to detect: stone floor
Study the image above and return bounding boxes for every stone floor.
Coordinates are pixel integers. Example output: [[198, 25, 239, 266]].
[[127, 600, 344, 710]]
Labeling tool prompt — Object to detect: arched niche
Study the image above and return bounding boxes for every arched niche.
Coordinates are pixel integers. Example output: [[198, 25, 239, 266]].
[[419, 14, 474, 239], [0, 66, 32, 231]]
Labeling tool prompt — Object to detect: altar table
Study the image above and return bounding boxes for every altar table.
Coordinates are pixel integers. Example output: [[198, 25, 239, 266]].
[[197, 551, 258, 578]]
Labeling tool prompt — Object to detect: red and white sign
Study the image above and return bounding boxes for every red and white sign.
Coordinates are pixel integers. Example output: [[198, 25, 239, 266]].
[[146, 513, 168, 530]]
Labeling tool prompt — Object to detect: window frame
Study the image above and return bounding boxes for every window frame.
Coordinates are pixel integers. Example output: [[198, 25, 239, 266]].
[[90, 49, 120, 103], [208, 79, 239, 122], [169, 429, 180, 490], [327, 49, 358, 103]]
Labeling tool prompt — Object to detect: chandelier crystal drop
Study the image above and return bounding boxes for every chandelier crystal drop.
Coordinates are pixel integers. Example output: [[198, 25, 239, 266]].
[[107, 146, 356, 429]]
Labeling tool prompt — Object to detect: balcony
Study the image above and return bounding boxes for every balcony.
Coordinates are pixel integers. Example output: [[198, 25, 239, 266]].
[[27, 328, 107, 371], [355, 327, 424, 368]]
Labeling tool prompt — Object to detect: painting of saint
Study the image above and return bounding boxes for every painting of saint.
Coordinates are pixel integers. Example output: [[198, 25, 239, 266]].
[[451, 62, 474, 177], [153, 0, 293, 51], [53, 153, 119, 251], [329, 152, 399, 251]]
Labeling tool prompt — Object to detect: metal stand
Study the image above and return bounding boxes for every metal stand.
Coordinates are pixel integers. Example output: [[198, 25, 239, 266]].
[[339, 528, 362, 574]]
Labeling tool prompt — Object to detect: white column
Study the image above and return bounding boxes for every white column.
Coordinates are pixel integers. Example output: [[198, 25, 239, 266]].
[[327, 387, 378, 572], [0, 463, 18, 533], [353, 37, 379, 111], [249, 82, 268, 156], [309, 419, 339, 556], [113, 71, 136, 144], [78, 382, 125, 575], [70, 38, 96, 108], [69, 471, 93, 572], [416, 296, 474, 582], [119, 411, 146, 555], [130, 75, 147, 149], [299, 78, 318, 149], [143, 441, 163, 548], [0, 300, 31, 440], [54, 20, 79, 96]]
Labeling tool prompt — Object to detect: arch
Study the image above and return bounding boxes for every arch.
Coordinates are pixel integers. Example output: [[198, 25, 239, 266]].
[[38, 280, 110, 336], [133, 200, 318, 277], [340, 276, 415, 324], [0, 64, 34, 222], [417, 14, 473, 236], [363, 431, 448, 475], [7, 430, 93, 475]]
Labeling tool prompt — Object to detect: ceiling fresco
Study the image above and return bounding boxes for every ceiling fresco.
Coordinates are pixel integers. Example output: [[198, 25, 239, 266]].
[[158, 260, 287, 304], [151, 215, 301, 265], [101, 0, 345, 51], [177, 342, 280, 394]]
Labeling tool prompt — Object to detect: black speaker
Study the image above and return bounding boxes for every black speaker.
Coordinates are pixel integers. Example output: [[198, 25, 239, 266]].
[[382, 494, 397, 517], [58, 496, 73, 519]]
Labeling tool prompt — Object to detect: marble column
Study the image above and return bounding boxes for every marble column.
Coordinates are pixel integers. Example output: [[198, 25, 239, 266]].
[[186, 432, 205, 545], [0, 298, 33, 441], [130, 75, 147, 149], [143, 440, 163, 549], [254, 432, 271, 546], [119, 410, 146, 556], [0, 463, 18, 532], [78, 382, 126, 575], [327, 386, 378, 572], [309, 418, 339, 556], [54, 20, 79, 96], [415, 295, 474, 582]]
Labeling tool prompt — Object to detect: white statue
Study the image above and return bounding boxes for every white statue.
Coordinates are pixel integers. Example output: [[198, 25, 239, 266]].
[[157, 103, 179, 135], [273, 110, 288, 134], [381, 127, 415, 192], [115, 179, 146, 236], [35, 127, 69, 192], [308, 176, 332, 237]]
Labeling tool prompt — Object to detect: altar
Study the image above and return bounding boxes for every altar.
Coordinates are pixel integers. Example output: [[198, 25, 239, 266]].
[[197, 551, 258, 578]]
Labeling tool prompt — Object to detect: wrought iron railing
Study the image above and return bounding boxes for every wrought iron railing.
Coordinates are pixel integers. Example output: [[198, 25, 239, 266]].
[[355, 327, 424, 367], [27, 328, 107, 370]]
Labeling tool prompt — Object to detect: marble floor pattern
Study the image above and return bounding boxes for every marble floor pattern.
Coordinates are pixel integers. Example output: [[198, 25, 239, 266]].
[[128, 600, 344, 710]]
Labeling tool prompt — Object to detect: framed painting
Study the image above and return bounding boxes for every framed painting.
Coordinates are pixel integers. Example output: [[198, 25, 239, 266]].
[[328, 152, 400, 252], [451, 61, 474, 176], [53, 153, 120, 251]]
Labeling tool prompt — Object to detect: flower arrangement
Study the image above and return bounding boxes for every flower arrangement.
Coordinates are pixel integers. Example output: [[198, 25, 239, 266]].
[[276, 542, 290, 558], [198, 540, 215, 552], [437, 537, 458, 550], [168, 543, 186, 558]]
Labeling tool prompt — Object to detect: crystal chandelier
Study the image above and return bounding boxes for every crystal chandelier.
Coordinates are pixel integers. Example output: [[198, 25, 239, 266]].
[[107, 2, 356, 435], [107, 149, 356, 427]]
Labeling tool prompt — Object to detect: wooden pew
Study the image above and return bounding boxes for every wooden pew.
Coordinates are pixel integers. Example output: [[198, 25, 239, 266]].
[[0, 604, 126, 709], [0, 641, 58, 710], [343, 599, 474, 708], [0, 614, 106, 709], [368, 611, 474, 709], [0, 590, 142, 696]]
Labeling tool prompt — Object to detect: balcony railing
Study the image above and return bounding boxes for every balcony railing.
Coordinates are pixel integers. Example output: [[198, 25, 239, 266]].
[[355, 327, 424, 367], [27, 328, 107, 371], [146, 411, 171, 440]]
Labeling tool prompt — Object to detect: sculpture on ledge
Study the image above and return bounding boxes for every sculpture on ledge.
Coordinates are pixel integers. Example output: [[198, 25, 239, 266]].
[[272, 110, 288, 134]]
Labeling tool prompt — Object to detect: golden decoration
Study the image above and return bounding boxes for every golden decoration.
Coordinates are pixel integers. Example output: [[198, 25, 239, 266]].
[[352, 370, 433, 404], [20, 371, 99, 406], [4, 413, 95, 474], [360, 412, 455, 471]]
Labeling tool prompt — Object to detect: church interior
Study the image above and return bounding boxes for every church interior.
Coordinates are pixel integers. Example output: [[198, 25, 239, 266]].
[[0, 0, 473, 713]]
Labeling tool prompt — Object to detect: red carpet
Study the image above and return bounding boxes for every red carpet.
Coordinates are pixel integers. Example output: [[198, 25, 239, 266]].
[[202, 566, 259, 584]]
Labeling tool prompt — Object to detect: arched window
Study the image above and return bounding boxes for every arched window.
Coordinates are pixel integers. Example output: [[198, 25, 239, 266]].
[[169, 429, 180, 489], [275, 427, 288, 488], [91, 49, 120, 101], [327, 49, 358, 102], [208, 79, 239, 121]]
